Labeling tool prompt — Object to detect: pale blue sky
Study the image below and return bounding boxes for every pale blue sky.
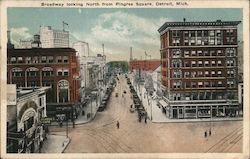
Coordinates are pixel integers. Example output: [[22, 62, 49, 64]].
[[8, 8, 243, 61]]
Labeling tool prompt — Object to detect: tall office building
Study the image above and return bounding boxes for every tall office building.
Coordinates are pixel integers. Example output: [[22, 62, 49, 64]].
[[158, 20, 241, 119], [40, 26, 69, 48]]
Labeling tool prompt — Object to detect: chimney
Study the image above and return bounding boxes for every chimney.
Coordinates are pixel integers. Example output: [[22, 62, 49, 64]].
[[183, 18, 186, 22]]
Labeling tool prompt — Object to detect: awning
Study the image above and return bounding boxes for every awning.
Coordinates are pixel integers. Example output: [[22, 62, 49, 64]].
[[158, 100, 168, 108]]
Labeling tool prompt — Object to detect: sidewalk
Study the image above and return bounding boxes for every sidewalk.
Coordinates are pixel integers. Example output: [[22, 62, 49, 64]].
[[134, 82, 243, 123], [50, 100, 99, 127], [40, 134, 70, 153]]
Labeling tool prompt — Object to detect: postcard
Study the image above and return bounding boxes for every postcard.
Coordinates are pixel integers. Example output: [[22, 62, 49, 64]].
[[0, 0, 249, 158]]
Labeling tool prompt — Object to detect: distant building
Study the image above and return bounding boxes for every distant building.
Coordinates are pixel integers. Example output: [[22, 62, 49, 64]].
[[7, 48, 80, 119], [7, 85, 49, 153], [73, 41, 89, 57], [40, 26, 69, 48], [158, 20, 241, 119], [7, 31, 14, 49], [129, 59, 161, 72], [16, 40, 33, 49]]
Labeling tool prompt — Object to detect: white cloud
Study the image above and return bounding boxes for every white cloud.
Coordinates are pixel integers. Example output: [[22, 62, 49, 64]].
[[72, 11, 172, 60], [10, 27, 33, 46]]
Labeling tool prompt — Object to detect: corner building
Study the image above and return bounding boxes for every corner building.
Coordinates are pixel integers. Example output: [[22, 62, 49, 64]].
[[158, 20, 241, 119], [7, 48, 80, 118]]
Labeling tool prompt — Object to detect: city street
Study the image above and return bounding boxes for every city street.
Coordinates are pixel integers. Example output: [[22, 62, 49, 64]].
[[50, 74, 242, 153]]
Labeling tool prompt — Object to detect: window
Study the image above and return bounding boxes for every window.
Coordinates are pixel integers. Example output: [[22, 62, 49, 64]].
[[210, 50, 216, 56], [197, 39, 202, 45], [203, 30, 208, 37], [184, 31, 189, 37], [226, 48, 235, 57], [48, 56, 54, 63], [190, 31, 195, 37], [57, 69, 63, 76], [216, 30, 222, 36], [17, 57, 23, 63], [217, 71, 222, 76], [211, 61, 216, 66], [218, 60, 222, 66], [205, 81, 210, 87], [217, 38, 222, 45], [204, 61, 209, 67], [32, 56, 39, 63], [173, 81, 181, 89], [227, 80, 235, 88], [204, 50, 209, 56], [191, 61, 196, 67], [197, 50, 203, 56], [218, 81, 223, 87], [205, 71, 209, 77], [41, 56, 47, 63], [56, 56, 62, 63], [191, 51, 196, 56], [26, 57, 31, 64], [191, 71, 197, 77], [172, 30, 180, 37], [173, 38, 180, 46], [184, 51, 190, 57], [63, 56, 68, 63], [198, 82, 203, 87], [198, 61, 203, 67], [227, 60, 234, 66], [209, 38, 215, 45], [172, 49, 181, 58], [197, 31, 202, 37], [211, 71, 215, 76], [191, 82, 197, 88], [63, 69, 69, 76], [184, 72, 190, 78], [217, 50, 222, 56], [10, 57, 17, 63], [198, 71, 203, 77], [184, 61, 190, 67], [209, 30, 215, 36]]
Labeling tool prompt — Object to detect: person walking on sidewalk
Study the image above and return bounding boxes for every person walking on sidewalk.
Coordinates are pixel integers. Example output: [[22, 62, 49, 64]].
[[116, 121, 120, 129], [209, 128, 211, 136], [204, 130, 207, 138]]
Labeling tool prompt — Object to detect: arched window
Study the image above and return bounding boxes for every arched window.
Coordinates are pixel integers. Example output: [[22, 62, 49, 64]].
[[42, 67, 54, 77], [58, 80, 69, 103], [11, 67, 24, 77], [26, 67, 39, 77]]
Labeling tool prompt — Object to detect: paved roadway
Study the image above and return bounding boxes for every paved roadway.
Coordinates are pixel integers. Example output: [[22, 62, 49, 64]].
[[50, 74, 242, 153]]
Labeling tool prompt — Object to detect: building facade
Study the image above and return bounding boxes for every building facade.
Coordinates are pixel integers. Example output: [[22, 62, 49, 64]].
[[129, 59, 161, 72], [7, 48, 80, 118], [158, 20, 241, 119], [40, 26, 69, 48], [7, 85, 48, 153]]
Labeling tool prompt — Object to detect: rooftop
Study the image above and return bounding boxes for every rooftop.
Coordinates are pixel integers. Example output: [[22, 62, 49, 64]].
[[158, 20, 241, 33], [7, 47, 76, 56]]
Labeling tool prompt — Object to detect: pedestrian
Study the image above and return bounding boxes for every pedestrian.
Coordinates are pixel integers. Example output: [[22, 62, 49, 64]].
[[116, 121, 120, 129], [204, 130, 207, 138], [144, 116, 147, 124], [209, 128, 211, 136]]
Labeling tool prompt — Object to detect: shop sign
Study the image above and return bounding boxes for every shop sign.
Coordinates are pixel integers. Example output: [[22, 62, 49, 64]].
[[41, 117, 53, 124]]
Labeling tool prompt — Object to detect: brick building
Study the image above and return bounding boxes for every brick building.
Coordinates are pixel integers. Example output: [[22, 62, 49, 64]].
[[158, 20, 241, 119], [7, 48, 80, 118], [129, 59, 161, 71]]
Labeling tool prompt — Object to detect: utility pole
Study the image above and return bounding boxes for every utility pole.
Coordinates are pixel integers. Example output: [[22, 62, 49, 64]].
[[102, 43, 104, 56]]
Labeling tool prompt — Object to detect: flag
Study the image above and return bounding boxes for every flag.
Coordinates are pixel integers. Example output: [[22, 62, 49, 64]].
[[63, 21, 69, 25]]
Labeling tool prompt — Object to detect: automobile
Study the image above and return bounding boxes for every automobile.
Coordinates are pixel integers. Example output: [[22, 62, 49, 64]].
[[115, 93, 118, 97]]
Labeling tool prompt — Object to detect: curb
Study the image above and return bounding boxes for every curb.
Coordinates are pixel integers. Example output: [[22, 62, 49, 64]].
[[152, 117, 243, 123], [62, 137, 71, 153]]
